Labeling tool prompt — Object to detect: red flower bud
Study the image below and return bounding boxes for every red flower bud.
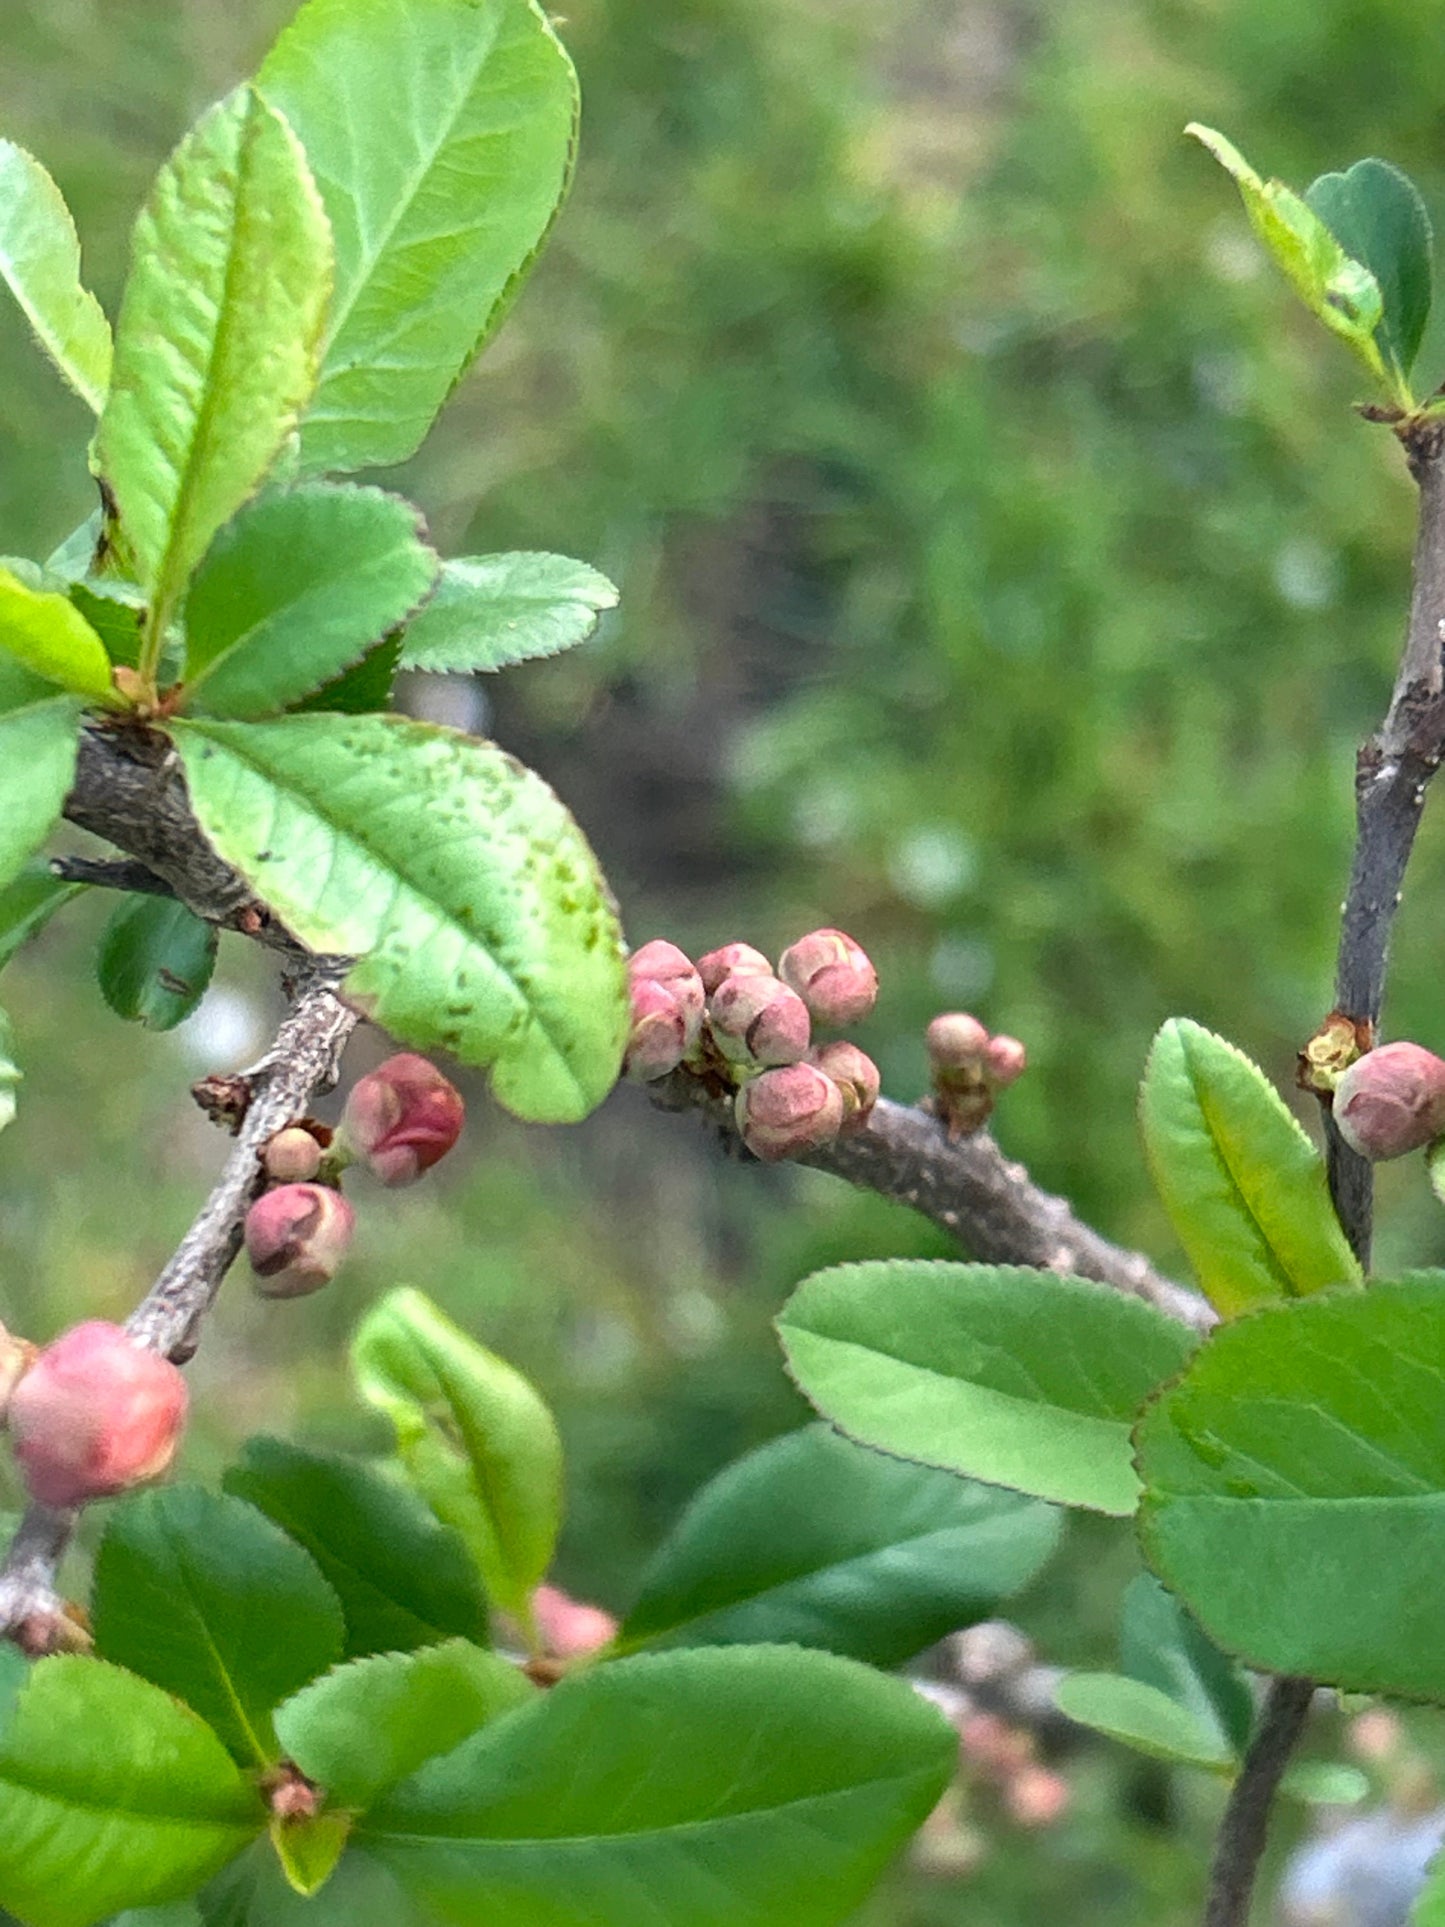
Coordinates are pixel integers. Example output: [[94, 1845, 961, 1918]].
[[1333, 1041, 1445, 1161], [778, 928, 878, 1027], [623, 974, 693, 1081], [628, 941, 705, 1030], [984, 1035, 1027, 1088], [262, 1126, 324, 1184], [925, 1012, 990, 1072], [709, 971, 811, 1067], [339, 1053, 465, 1186], [245, 1184, 355, 1298], [696, 943, 773, 996], [532, 1583, 618, 1658], [8, 1322, 187, 1508], [735, 1062, 846, 1161], [809, 1041, 881, 1130]]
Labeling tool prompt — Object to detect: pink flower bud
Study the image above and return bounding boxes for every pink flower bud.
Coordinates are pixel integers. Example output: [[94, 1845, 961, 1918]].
[[984, 1035, 1027, 1088], [778, 928, 878, 1027], [532, 1583, 618, 1658], [697, 943, 773, 996], [339, 1053, 465, 1185], [735, 1062, 846, 1161], [628, 940, 705, 1032], [1005, 1765, 1071, 1828], [926, 1012, 990, 1072], [809, 1041, 881, 1130], [709, 972, 811, 1067], [1333, 1041, 1445, 1160], [623, 974, 692, 1081], [8, 1322, 187, 1508], [245, 1184, 355, 1298], [262, 1126, 324, 1184]]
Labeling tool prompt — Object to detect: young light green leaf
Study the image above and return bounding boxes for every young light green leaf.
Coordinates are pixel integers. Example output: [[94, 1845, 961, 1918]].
[[171, 714, 628, 1122], [356, 1646, 955, 1927], [224, 1436, 489, 1658], [268, 1812, 350, 1899], [1306, 159, 1433, 377], [1119, 1572, 1254, 1758], [274, 1642, 534, 1811], [0, 140, 112, 412], [96, 85, 333, 640], [1280, 1761, 1368, 1806], [184, 485, 438, 719], [619, 1423, 1060, 1663], [0, 1005, 17, 1136], [777, 1261, 1199, 1516], [1137, 1276, 1445, 1700], [351, 1288, 563, 1629], [0, 666, 83, 894], [1053, 1672, 1236, 1771], [0, 566, 115, 700], [97, 895, 218, 1031], [0, 1655, 260, 1927], [259, 0, 578, 473], [1140, 1018, 1360, 1315], [1186, 124, 1394, 396], [398, 554, 618, 675], [92, 1485, 345, 1768]]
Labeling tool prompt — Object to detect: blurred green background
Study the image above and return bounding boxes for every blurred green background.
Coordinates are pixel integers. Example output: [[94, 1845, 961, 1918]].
[[5, 0, 1445, 1917]]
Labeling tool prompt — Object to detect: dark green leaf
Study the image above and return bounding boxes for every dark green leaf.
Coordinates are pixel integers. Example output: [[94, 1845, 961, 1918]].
[[1120, 1573, 1254, 1757], [92, 1485, 345, 1768], [1137, 1277, 1445, 1700], [0, 140, 112, 412], [777, 1261, 1199, 1515], [172, 714, 628, 1122], [259, 0, 579, 473], [1306, 159, 1433, 375], [0, 865, 83, 971], [356, 1646, 955, 1927], [69, 581, 143, 669], [223, 1436, 488, 1658], [398, 554, 617, 675], [292, 635, 402, 716], [97, 896, 218, 1031], [351, 1288, 563, 1628], [200, 1839, 419, 1927], [620, 1423, 1059, 1663], [184, 486, 436, 719]]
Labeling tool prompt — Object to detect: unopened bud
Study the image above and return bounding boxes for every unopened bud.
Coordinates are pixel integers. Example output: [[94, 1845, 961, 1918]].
[[709, 972, 811, 1067], [778, 928, 878, 1028], [926, 1012, 990, 1072], [532, 1583, 618, 1658], [1332, 1041, 1445, 1160], [623, 975, 692, 1081], [8, 1322, 187, 1508], [628, 941, 705, 1030], [696, 943, 773, 995], [262, 1126, 324, 1184], [735, 1062, 846, 1161], [339, 1053, 465, 1185], [809, 1041, 880, 1130], [1005, 1766, 1071, 1828], [245, 1184, 355, 1298], [985, 1035, 1027, 1088]]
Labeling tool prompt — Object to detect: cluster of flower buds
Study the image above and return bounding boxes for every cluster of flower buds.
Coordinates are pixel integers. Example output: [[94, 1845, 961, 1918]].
[[623, 929, 881, 1162], [242, 1053, 466, 1301], [4, 1321, 187, 1509], [1329, 1041, 1445, 1163], [924, 1013, 1027, 1139]]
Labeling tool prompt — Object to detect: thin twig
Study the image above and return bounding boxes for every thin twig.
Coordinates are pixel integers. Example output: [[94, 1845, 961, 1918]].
[[48, 855, 176, 898], [1203, 1679, 1316, 1927]]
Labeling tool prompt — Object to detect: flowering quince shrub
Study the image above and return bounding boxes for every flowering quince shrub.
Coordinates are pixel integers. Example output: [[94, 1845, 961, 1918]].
[[2, 4, 1445, 1921]]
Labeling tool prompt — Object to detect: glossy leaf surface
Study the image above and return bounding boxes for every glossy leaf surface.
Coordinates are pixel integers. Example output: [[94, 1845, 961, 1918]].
[[398, 553, 617, 674]]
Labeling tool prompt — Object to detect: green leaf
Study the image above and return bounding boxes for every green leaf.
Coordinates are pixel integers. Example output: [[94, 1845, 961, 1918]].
[[1053, 1672, 1236, 1770], [0, 674, 83, 894], [1186, 124, 1394, 396], [777, 1261, 1199, 1516], [69, 580, 144, 669], [92, 1485, 345, 1769], [398, 554, 618, 675], [0, 1005, 18, 1135], [259, 0, 578, 474], [114, 1907, 204, 1927], [0, 140, 112, 412], [1136, 1277, 1445, 1700], [268, 1812, 350, 1899], [1119, 1573, 1254, 1758], [356, 1646, 955, 1927], [223, 1437, 488, 1658], [96, 85, 332, 638], [292, 635, 402, 716], [97, 896, 218, 1031], [200, 1839, 418, 1927], [351, 1288, 563, 1628], [0, 566, 114, 700], [1280, 1761, 1368, 1806], [274, 1642, 534, 1811], [184, 485, 437, 719], [0, 1655, 260, 1927], [171, 714, 627, 1122], [1306, 159, 1433, 377], [0, 866, 85, 971], [620, 1423, 1060, 1663], [1139, 1018, 1360, 1316]]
